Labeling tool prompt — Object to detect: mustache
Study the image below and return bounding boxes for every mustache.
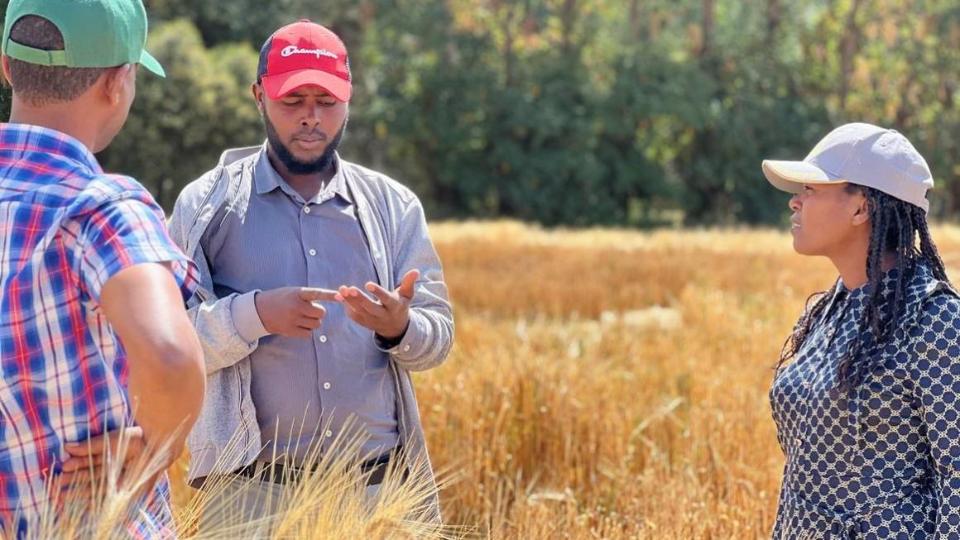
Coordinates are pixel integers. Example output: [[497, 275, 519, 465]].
[[291, 130, 327, 141]]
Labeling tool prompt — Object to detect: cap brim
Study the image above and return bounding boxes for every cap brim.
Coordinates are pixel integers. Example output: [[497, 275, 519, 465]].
[[139, 50, 165, 78], [761, 160, 846, 193], [261, 69, 351, 102]]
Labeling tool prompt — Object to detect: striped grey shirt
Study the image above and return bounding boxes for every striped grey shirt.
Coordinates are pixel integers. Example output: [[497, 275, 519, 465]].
[[202, 153, 398, 463]]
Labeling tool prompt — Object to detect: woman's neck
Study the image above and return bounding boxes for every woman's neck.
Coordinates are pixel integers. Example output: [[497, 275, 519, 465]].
[[833, 250, 897, 291]]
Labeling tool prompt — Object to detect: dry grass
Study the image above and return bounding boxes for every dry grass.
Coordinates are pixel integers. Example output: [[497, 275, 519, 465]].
[[147, 220, 960, 539]]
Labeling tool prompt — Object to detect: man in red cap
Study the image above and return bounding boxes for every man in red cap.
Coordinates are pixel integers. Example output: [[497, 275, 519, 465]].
[[168, 20, 453, 531]]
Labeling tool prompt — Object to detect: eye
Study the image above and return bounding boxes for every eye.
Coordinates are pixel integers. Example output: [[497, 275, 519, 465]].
[[282, 98, 303, 106]]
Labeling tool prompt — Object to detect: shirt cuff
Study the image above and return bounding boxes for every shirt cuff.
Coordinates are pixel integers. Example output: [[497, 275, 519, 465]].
[[375, 322, 409, 350], [376, 310, 426, 359], [231, 290, 269, 344]]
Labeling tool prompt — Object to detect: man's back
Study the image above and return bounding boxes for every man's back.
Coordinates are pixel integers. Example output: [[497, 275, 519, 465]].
[[0, 123, 195, 529]]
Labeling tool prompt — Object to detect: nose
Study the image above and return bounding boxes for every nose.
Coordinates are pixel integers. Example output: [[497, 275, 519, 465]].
[[300, 103, 324, 128], [788, 193, 801, 212]]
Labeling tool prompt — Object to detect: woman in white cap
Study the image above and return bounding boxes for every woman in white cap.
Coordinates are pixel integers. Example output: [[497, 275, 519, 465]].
[[764, 123, 960, 538]]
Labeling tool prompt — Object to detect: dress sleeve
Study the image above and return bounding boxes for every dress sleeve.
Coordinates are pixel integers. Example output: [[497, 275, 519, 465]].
[[910, 292, 960, 539]]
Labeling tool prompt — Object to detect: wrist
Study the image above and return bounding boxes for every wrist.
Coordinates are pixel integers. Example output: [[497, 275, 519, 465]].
[[236, 290, 270, 341], [376, 320, 410, 348]]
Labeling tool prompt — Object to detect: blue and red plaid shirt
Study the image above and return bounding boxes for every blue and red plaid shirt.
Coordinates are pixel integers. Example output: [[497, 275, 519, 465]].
[[0, 123, 197, 536]]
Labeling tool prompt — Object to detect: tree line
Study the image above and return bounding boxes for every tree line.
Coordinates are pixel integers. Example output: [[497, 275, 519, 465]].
[[2, 0, 958, 227]]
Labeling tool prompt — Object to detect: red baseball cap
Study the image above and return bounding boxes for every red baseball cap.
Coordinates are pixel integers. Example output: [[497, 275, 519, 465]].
[[257, 19, 351, 102]]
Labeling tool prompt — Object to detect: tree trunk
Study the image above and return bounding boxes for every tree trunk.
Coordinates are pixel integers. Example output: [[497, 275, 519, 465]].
[[499, 3, 520, 88], [838, 0, 864, 113], [766, 0, 782, 46], [560, 0, 579, 53], [700, 0, 715, 59], [629, 0, 644, 41]]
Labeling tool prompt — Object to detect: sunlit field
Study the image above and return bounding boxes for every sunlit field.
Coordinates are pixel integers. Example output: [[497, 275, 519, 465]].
[[155, 221, 960, 539]]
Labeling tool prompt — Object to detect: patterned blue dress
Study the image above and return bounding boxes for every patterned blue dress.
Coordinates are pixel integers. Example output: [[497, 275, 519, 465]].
[[771, 263, 960, 539]]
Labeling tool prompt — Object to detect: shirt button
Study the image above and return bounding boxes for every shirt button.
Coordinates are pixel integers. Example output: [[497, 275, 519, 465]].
[[323, 382, 331, 390], [402, 344, 411, 352], [325, 430, 333, 438], [303, 206, 311, 214], [319, 335, 327, 343], [309, 249, 317, 256]]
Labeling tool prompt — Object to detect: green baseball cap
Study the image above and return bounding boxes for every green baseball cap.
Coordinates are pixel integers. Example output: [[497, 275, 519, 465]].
[[1, 0, 164, 77]]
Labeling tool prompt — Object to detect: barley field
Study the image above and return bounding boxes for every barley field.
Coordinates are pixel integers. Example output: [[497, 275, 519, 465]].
[[159, 221, 960, 539]]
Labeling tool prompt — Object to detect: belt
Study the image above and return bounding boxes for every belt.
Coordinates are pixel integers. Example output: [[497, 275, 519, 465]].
[[233, 449, 406, 487]]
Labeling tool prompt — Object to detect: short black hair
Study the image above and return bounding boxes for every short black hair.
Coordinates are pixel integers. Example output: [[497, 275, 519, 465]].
[[6, 15, 107, 106]]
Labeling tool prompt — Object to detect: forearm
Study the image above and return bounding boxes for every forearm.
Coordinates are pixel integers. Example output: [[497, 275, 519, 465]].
[[126, 342, 205, 462], [188, 290, 267, 374], [100, 264, 207, 465], [387, 202, 455, 371]]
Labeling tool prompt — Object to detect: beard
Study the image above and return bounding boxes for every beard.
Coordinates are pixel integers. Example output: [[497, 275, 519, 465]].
[[263, 113, 347, 175]]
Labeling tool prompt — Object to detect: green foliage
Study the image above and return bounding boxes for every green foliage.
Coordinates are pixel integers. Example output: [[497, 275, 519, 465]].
[[2, 0, 960, 225], [98, 20, 262, 209]]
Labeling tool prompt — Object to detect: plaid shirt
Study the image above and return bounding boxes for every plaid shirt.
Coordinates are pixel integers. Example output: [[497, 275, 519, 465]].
[[0, 123, 197, 536]]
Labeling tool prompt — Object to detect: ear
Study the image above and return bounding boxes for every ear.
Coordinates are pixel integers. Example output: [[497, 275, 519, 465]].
[[1, 56, 11, 86], [851, 191, 870, 227], [100, 64, 133, 105], [251, 82, 264, 113]]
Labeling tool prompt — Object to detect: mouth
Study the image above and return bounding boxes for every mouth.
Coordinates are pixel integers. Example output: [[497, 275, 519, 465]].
[[292, 138, 326, 150]]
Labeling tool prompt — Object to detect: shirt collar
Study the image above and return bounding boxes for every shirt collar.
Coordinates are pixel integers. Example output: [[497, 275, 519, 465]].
[[255, 144, 351, 204], [838, 261, 934, 314], [0, 123, 102, 174]]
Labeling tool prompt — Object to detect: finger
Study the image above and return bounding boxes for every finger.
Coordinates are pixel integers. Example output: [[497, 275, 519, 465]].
[[59, 468, 99, 487], [298, 302, 327, 319], [64, 427, 144, 458], [396, 269, 420, 300], [64, 433, 110, 457], [62, 452, 107, 473], [298, 287, 339, 303], [341, 290, 386, 318], [60, 471, 100, 496], [335, 284, 381, 302], [123, 430, 146, 460], [340, 286, 380, 306], [365, 282, 400, 311], [288, 328, 313, 339], [62, 484, 99, 509], [297, 317, 323, 331], [343, 302, 377, 329]]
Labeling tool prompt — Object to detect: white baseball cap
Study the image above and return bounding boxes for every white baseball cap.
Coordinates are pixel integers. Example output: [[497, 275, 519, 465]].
[[761, 122, 934, 213]]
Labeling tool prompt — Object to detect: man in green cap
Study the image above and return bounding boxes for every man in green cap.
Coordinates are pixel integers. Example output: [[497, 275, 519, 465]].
[[0, 0, 204, 536]]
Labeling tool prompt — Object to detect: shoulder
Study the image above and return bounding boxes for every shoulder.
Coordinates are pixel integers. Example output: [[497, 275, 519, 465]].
[[341, 159, 420, 208], [175, 146, 261, 212], [906, 262, 960, 328], [916, 288, 960, 328], [907, 286, 960, 379], [68, 173, 160, 219]]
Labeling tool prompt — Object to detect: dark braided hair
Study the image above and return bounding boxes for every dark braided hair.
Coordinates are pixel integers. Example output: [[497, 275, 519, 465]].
[[776, 184, 949, 389]]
